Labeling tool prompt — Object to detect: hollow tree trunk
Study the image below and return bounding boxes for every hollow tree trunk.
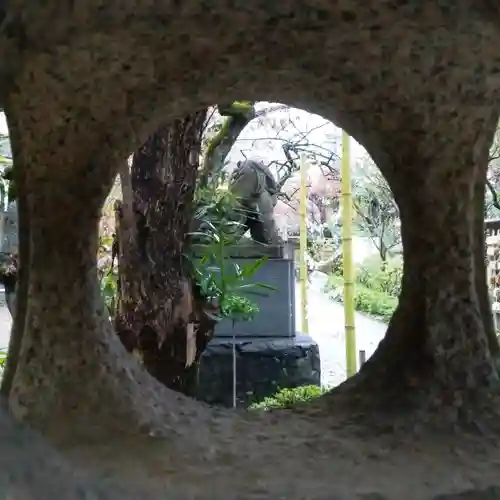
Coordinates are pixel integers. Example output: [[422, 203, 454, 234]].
[[4, 112, 209, 440], [116, 111, 208, 395], [332, 126, 499, 417], [6, 152, 160, 433]]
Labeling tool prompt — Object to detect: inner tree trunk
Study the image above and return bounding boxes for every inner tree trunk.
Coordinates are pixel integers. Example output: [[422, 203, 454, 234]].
[[4, 111, 211, 439], [116, 111, 209, 395]]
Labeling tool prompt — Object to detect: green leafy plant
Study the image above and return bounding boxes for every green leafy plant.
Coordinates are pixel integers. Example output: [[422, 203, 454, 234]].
[[97, 234, 118, 318], [192, 186, 252, 240], [249, 385, 326, 411], [221, 294, 259, 323], [356, 256, 402, 298], [0, 347, 7, 370], [326, 274, 398, 321], [188, 188, 278, 408], [325, 255, 402, 321], [189, 217, 277, 323], [353, 286, 398, 321], [100, 271, 119, 318], [189, 188, 277, 322]]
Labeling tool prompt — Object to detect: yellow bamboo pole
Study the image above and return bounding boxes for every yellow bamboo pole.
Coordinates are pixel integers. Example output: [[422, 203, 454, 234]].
[[299, 154, 309, 333], [341, 130, 357, 377]]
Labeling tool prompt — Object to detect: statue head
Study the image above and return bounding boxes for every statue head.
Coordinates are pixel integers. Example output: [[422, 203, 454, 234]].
[[228, 159, 281, 245]]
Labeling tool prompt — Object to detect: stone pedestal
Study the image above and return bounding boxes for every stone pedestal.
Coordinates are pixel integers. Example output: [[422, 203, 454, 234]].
[[195, 334, 320, 407], [213, 256, 295, 338], [196, 250, 321, 407]]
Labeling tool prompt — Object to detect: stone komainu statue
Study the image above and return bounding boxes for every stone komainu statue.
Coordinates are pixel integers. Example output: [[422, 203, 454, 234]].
[[228, 159, 281, 245]]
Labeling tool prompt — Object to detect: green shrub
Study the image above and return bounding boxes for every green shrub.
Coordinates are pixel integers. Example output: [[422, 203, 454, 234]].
[[356, 256, 402, 298], [248, 385, 326, 411], [325, 273, 398, 321], [353, 286, 398, 321], [0, 347, 7, 374], [97, 234, 118, 319]]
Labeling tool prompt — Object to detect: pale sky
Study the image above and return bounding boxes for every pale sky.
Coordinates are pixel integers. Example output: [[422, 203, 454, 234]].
[[0, 114, 6, 135]]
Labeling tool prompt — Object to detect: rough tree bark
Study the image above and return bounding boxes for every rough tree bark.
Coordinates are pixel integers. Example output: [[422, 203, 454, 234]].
[[115, 111, 208, 394], [115, 102, 271, 393]]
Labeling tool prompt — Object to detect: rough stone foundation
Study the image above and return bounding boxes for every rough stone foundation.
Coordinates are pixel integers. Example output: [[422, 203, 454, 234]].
[[196, 334, 321, 407]]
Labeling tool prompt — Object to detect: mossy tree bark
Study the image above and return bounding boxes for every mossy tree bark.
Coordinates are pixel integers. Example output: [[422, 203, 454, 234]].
[[198, 101, 256, 188]]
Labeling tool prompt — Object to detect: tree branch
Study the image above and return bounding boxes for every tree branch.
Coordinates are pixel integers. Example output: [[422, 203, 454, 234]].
[[198, 101, 255, 188]]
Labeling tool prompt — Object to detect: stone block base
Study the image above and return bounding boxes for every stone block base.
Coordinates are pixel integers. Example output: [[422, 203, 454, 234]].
[[195, 334, 321, 408]]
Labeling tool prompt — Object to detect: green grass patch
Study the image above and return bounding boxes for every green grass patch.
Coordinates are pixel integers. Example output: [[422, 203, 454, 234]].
[[0, 347, 6, 368], [326, 274, 398, 322]]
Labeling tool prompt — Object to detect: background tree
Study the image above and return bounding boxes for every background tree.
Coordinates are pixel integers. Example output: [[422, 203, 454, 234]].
[[352, 155, 401, 264], [114, 112, 208, 394], [199, 102, 289, 187], [113, 101, 287, 393]]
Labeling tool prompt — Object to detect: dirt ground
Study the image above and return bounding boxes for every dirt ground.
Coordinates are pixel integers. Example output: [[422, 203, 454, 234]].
[[52, 401, 500, 500], [4, 381, 500, 499], [3, 289, 500, 499]]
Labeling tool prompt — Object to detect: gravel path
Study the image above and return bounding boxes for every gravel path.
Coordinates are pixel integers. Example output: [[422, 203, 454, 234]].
[[0, 289, 11, 351], [296, 271, 387, 388]]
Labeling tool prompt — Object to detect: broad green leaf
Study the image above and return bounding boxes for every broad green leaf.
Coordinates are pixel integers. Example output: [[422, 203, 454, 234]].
[[238, 282, 278, 291], [188, 231, 217, 241], [239, 256, 268, 278], [204, 310, 223, 322], [236, 289, 271, 298]]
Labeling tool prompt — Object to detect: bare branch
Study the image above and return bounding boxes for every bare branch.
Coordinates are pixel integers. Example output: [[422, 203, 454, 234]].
[[288, 121, 331, 144], [254, 104, 289, 118]]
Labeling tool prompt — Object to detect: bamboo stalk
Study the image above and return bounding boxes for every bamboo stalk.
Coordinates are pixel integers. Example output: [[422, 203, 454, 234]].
[[299, 154, 309, 333], [341, 131, 357, 377]]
